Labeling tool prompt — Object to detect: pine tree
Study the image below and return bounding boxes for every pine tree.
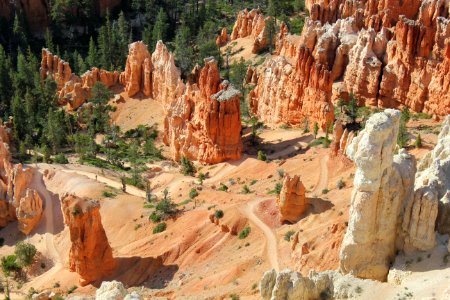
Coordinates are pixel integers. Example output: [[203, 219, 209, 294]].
[[12, 14, 28, 51], [415, 133, 422, 148], [174, 25, 195, 77], [86, 37, 97, 68], [44, 28, 54, 53], [142, 23, 153, 50], [77, 54, 87, 74], [153, 8, 169, 43], [0, 45, 12, 116], [313, 122, 319, 139]]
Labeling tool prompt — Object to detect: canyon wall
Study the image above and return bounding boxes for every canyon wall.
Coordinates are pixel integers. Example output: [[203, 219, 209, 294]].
[[0, 122, 44, 235], [62, 194, 116, 286], [245, 0, 450, 128], [230, 8, 269, 53], [163, 58, 243, 164]]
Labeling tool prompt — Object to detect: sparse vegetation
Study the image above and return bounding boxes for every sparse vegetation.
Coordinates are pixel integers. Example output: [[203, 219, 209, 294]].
[[277, 168, 285, 178], [241, 185, 251, 194], [153, 222, 167, 234], [284, 230, 296, 241], [67, 285, 78, 294], [15, 241, 37, 267], [415, 133, 422, 148], [336, 178, 346, 190], [102, 190, 116, 198], [239, 227, 251, 239], [215, 210, 224, 219], [180, 156, 196, 176], [230, 293, 240, 300], [218, 184, 229, 192], [322, 188, 329, 195], [257, 150, 267, 161]]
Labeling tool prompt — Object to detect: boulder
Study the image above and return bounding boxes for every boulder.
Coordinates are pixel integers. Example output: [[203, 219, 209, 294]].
[[277, 175, 307, 223], [95, 281, 126, 300], [62, 195, 116, 286]]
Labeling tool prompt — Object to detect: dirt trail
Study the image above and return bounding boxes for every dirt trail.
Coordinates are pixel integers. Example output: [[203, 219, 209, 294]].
[[59, 168, 146, 198], [312, 155, 329, 195], [241, 199, 279, 271]]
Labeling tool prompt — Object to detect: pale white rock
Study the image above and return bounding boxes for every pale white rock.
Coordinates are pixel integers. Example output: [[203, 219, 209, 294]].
[[95, 281, 127, 300], [402, 115, 450, 251], [340, 109, 416, 281], [124, 292, 142, 300]]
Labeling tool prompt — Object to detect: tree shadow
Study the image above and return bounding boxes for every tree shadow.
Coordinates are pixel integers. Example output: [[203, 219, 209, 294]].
[[243, 134, 313, 159], [101, 256, 179, 289], [306, 197, 335, 215]]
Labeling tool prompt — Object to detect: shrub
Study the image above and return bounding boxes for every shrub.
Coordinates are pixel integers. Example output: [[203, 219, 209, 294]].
[[218, 184, 228, 192], [68, 285, 78, 294], [239, 227, 251, 239], [284, 230, 296, 242], [241, 185, 251, 194], [230, 294, 240, 300], [269, 182, 283, 195], [1, 255, 20, 276], [415, 133, 422, 148], [215, 210, 224, 219], [189, 188, 199, 199], [0, 237, 4, 247], [153, 222, 167, 234], [322, 188, 329, 195], [180, 156, 196, 176], [198, 172, 206, 184], [277, 168, 285, 178], [149, 212, 162, 223], [250, 179, 257, 185], [15, 241, 37, 267], [336, 179, 346, 190], [102, 190, 116, 198], [257, 150, 267, 161], [53, 153, 68, 164]]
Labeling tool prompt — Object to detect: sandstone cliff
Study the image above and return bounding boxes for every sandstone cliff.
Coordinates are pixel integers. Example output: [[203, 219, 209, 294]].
[[62, 194, 116, 286], [230, 8, 269, 53], [0, 122, 45, 234], [277, 175, 307, 223], [247, 0, 450, 124], [163, 58, 242, 164], [340, 110, 416, 281]]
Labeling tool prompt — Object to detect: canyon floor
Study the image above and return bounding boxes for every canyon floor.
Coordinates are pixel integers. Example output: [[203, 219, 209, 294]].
[[0, 97, 448, 299]]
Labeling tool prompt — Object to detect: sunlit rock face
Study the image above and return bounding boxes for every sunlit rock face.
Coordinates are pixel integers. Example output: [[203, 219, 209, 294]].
[[163, 58, 242, 164], [62, 194, 116, 286]]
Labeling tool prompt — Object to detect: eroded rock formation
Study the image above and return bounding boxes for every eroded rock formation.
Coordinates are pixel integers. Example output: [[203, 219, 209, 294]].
[[41, 49, 120, 110], [216, 28, 229, 47], [62, 195, 116, 286], [401, 115, 450, 251], [230, 8, 269, 53], [0, 122, 45, 234], [249, 47, 334, 130], [245, 0, 450, 126], [163, 58, 242, 164], [340, 110, 416, 281], [278, 175, 307, 223], [260, 269, 368, 300]]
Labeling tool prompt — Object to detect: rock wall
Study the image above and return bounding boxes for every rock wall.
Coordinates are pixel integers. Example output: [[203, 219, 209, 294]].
[[277, 175, 307, 223], [163, 58, 242, 164], [401, 115, 450, 251], [0, 122, 45, 234], [62, 194, 116, 286], [230, 8, 269, 53], [249, 47, 334, 130], [41, 49, 120, 110], [248, 0, 450, 125], [340, 110, 416, 281]]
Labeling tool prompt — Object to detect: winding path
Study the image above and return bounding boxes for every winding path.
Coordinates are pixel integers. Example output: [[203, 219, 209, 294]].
[[241, 199, 279, 271], [311, 155, 329, 195], [59, 168, 146, 198]]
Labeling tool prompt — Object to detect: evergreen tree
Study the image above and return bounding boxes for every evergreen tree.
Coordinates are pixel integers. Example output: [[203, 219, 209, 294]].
[[0, 45, 12, 116], [142, 23, 153, 50], [313, 122, 319, 139], [12, 14, 28, 51], [44, 28, 54, 53], [415, 133, 422, 148], [265, 17, 277, 52], [153, 8, 169, 43], [174, 25, 195, 77], [230, 58, 247, 89], [86, 37, 97, 68]]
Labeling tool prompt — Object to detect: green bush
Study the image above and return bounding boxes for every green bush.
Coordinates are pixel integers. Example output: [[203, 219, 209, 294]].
[[415, 133, 422, 148], [336, 179, 346, 190], [1, 255, 20, 276], [230, 294, 240, 300], [153, 222, 167, 234], [180, 156, 196, 176], [218, 184, 228, 192], [215, 210, 224, 219], [53, 153, 68, 164], [102, 190, 116, 198], [149, 212, 162, 223], [269, 182, 283, 195], [239, 227, 251, 239], [15, 241, 37, 267], [322, 188, 330, 195], [67, 285, 78, 294], [189, 188, 199, 199], [257, 150, 267, 161]]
